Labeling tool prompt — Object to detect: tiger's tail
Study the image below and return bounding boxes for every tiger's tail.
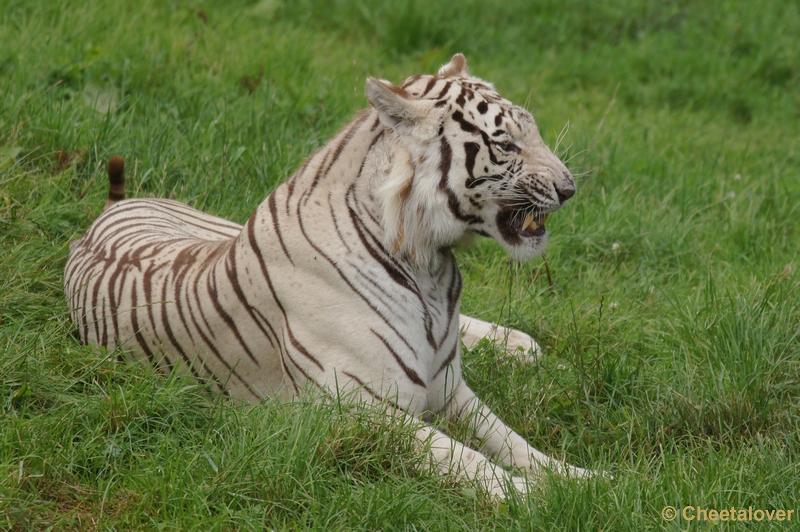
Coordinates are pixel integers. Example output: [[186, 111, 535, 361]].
[[103, 155, 125, 211]]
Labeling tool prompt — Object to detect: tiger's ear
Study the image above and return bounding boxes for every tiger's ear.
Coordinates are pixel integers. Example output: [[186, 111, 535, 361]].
[[438, 53, 468, 78], [365, 77, 441, 138]]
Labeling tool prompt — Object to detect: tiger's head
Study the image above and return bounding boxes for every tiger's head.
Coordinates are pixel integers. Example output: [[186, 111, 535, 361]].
[[366, 53, 575, 268]]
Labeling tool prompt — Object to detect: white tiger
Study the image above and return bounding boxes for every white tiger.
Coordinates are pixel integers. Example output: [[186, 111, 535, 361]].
[[64, 54, 593, 497]]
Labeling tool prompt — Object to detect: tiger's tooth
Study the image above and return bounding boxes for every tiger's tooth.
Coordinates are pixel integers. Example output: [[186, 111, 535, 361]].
[[522, 212, 534, 231], [540, 213, 550, 224]]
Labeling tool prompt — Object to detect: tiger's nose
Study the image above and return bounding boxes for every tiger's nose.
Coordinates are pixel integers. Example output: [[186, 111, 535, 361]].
[[555, 171, 576, 204]]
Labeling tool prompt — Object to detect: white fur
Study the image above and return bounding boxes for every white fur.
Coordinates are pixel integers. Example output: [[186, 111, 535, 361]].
[[65, 54, 594, 499]]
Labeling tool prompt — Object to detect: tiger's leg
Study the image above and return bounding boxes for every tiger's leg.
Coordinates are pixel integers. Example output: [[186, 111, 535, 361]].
[[412, 418, 529, 498], [443, 380, 594, 479], [459, 314, 541, 361]]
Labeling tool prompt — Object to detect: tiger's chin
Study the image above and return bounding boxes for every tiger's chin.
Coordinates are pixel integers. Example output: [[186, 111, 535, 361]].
[[503, 232, 549, 262]]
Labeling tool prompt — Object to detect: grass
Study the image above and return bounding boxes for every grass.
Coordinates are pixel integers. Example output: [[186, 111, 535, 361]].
[[1, 0, 799, 529]]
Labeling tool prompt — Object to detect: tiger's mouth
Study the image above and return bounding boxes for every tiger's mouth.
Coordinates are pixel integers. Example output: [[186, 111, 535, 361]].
[[515, 210, 550, 237], [495, 205, 551, 243]]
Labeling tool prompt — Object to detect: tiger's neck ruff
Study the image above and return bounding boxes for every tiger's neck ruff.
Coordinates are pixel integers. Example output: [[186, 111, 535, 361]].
[[65, 54, 590, 497]]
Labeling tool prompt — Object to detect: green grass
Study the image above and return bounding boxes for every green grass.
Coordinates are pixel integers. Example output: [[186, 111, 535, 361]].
[[2, 0, 799, 529]]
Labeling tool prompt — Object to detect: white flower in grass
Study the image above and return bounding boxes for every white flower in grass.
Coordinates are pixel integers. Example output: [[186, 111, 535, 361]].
[[733, 173, 742, 181], [612, 242, 620, 252], [609, 301, 619, 310], [557, 363, 567, 371]]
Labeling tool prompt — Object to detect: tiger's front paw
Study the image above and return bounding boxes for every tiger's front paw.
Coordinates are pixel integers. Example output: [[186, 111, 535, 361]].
[[501, 327, 542, 362], [459, 314, 542, 362], [483, 474, 530, 499], [524, 457, 605, 481]]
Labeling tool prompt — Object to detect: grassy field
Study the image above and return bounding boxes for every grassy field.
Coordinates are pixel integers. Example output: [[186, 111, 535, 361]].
[[2, 0, 799, 529]]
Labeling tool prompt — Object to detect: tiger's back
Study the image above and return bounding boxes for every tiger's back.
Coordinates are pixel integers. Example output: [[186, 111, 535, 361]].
[[65, 107, 463, 408]]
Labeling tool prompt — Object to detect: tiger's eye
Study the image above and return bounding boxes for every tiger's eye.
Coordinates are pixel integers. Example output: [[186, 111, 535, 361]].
[[497, 142, 519, 153]]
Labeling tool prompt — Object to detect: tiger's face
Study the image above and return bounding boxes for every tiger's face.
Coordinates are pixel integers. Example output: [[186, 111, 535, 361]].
[[367, 54, 575, 265]]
